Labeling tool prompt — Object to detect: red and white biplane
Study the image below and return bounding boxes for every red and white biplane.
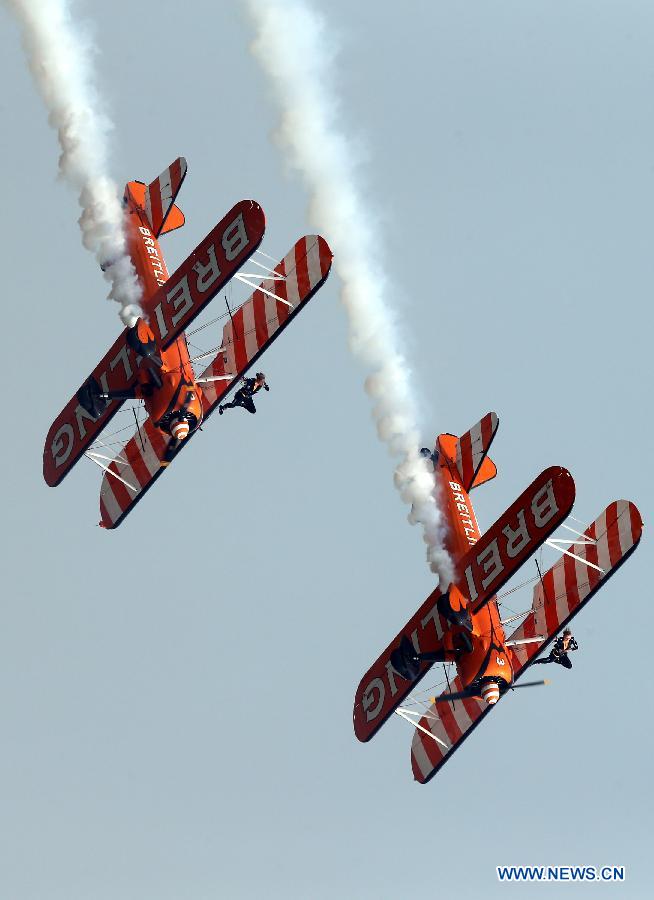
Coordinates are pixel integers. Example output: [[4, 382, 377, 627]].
[[353, 412, 643, 782], [43, 158, 333, 527]]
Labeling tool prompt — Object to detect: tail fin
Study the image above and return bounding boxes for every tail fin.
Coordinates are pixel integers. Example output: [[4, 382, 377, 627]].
[[124, 157, 188, 237], [144, 157, 187, 236], [439, 411, 499, 492]]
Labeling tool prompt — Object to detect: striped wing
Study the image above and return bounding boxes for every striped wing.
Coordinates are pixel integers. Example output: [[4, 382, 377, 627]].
[[198, 235, 332, 413], [99, 235, 333, 528], [453, 412, 498, 492], [144, 157, 187, 237], [410, 500, 643, 783], [507, 500, 643, 670]]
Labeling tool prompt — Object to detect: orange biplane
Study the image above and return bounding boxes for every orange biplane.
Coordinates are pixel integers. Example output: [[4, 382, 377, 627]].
[[43, 158, 333, 527], [353, 413, 643, 782]]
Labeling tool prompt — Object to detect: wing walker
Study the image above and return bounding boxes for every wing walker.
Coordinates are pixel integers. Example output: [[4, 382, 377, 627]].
[[353, 412, 643, 782]]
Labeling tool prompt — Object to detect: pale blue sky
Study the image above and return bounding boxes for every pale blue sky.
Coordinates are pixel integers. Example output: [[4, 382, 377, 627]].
[[0, 1, 651, 898]]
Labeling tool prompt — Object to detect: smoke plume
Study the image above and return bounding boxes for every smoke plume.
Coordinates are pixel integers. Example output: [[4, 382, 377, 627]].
[[244, 0, 454, 587], [5, 0, 141, 326]]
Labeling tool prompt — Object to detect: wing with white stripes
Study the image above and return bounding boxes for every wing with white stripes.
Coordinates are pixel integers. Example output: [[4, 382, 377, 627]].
[[98, 234, 333, 528], [197, 235, 332, 413], [506, 500, 643, 670], [409, 499, 643, 783]]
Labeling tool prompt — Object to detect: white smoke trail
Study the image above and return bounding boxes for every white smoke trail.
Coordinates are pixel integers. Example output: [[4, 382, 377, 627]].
[[244, 0, 454, 587], [5, 0, 141, 326]]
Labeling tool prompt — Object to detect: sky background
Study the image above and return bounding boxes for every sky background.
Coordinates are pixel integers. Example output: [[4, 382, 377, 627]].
[[0, 1, 652, 897]]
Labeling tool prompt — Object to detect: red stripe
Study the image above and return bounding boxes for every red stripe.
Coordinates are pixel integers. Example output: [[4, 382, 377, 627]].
[[461, 694, 483, 724], [480, 413, 493, 457], [522, 611, 537, 662], [629, 502, 643, 546], [582, 520, 602, 593], [252, 290, 270, 348], [317, 235, 332, 277], [149, 177, 164, 233], [123, 437, 151, 490], [433, 700, 463, 746], [170, 158, 182, 195], [415, 722, 445, 773], [603, 501, 622, 570], [232, 307, 249, 373], [542, 568, 560, 637], [106, 460, 132, 512], [459, 430, 473, 487], [275, 256, 291, 327], [561, 550, 579, 619]]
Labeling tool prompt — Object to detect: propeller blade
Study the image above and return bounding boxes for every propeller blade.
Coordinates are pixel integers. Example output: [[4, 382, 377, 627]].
[[432, 688, 480, 702], [510, 679, 549, 689]]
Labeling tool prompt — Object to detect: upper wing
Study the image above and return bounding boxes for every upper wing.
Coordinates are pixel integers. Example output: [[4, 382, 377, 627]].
[[506, 500, 643, 670], [98, 235, 333, 528], [409, 499, 643, 784], [197, 235, 332, 413], [43, 200, 265, 487]]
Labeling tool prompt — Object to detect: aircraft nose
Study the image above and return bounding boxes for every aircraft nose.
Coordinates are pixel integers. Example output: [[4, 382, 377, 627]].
[[480, 681, 500, 705]]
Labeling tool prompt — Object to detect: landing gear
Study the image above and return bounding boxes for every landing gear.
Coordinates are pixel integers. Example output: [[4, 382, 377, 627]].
[[389, 625, 474, 682], [77, 375, 111, 420], [390, 636, 422, 682]]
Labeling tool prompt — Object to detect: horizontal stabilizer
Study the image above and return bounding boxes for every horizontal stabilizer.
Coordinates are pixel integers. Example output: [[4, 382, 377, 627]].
[[470, 455, 497, 490], [410, 499, 643, 783], [43, 200, 265, 487], [98, 234, 333, 528]]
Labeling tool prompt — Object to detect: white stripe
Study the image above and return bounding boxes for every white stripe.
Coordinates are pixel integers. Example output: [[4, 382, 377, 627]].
[[136, 422, 163, 478], [411, 731, 436, 779], [469, 418, 484, 472], [263, 287, 281, 335], [158, 167, 174, 215], [424, 710, 449, 751], [570, 528, 593, 610], [100, 478, 122, 525], [450, 696, 475, 733], [305, 236, 323, 289], [594, 509, 612, 581], [242, 298, 259, 361], [283, 247, 301, 309], [144, 187, 153, 232]]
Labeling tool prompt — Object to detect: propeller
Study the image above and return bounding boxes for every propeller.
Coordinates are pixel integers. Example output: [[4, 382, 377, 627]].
[[431, 679, 549, 703]]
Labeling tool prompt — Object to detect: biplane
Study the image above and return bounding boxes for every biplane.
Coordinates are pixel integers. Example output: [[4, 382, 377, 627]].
[[353, 412, 643, 783], [43, 158, 333, 527]]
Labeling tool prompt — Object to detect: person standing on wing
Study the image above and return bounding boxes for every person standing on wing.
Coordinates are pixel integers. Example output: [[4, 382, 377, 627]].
[[219, 372, 269, 416], [532, 628, 578, 669]]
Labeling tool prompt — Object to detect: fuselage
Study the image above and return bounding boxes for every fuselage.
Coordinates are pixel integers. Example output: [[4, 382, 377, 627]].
[[433, 434, 513, 694], [123, 182, 204, 432]]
